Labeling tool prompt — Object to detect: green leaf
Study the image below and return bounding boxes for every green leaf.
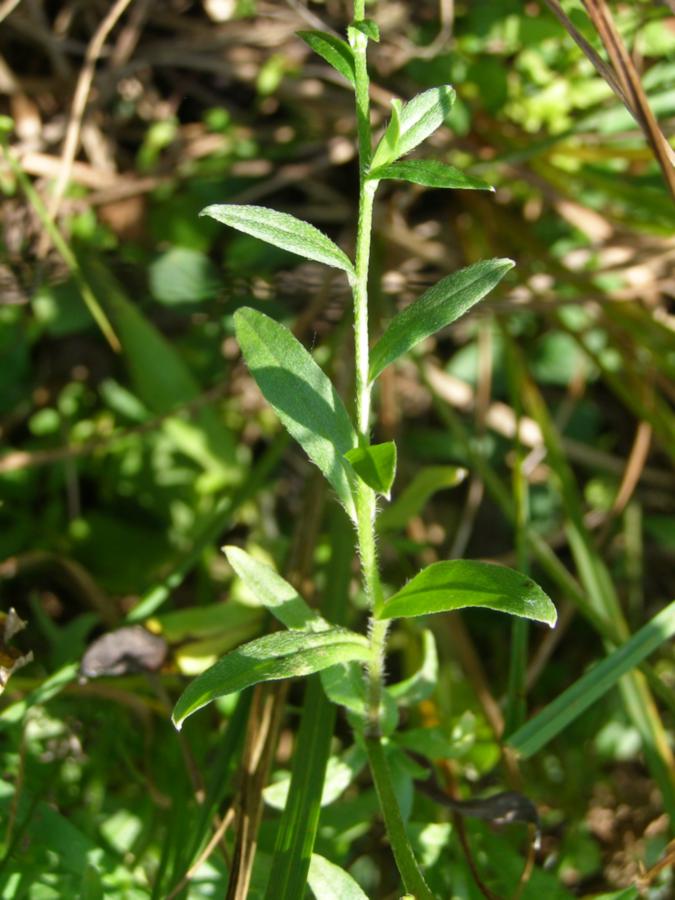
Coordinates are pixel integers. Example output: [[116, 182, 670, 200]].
[[264, 744, 366, 810], [79, 255, 238, 476], [344, 441, 397, 498], [387, 629, 438, 705], [509, 599, 675, 758], [368, 160, 493, 192], [369, 258, 514, 382], [371, 85, 456, 169], [200, 204, 354, 276], [298, 31, 356, 84], [321, 662, 399, 735], [350, 19, 380, 42], [377, 560, 557, 627], [149, 247, 221, 305], [224, 545, 323, 630], [378, 465, 467, 532], [234, 308, 357, 519], [308, 854, 369, 900], [172, 627, 370, 728]]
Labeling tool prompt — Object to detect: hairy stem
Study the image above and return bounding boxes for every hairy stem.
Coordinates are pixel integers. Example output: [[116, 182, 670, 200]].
[[348, 13, 433, 896]]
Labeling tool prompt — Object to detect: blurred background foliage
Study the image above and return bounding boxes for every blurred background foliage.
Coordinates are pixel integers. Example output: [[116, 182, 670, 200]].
[[0, 0, 674, 897]]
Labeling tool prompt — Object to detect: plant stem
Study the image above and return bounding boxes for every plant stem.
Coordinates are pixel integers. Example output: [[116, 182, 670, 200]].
[[365, 738, 435, 900], [348, 13, 432, 896]]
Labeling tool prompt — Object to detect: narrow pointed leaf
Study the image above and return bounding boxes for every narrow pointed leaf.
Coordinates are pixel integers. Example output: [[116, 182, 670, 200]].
[[509, 599, 675, 758], [298, 31, 356, 85], [234, 308, 357, 519], [225, 545, 322, 630], [371, 85, 456, 169], [368, 160, 493, 192], [377, 560, 557, 627], [369, 258, 515, 382], [308, 854, 369, 900], [172, 627, 369, 728], [350, 19, 380, 42], [378, 465, 467, 532], [201, 204, 355, 276], [344, 441, 397, 498]]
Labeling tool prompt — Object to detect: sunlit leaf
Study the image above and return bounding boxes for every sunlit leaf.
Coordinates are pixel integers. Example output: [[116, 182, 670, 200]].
[[378, 560, 557, 626], [369, 258, 515, 382], [172, 627, 370, 728], [371, 85, 456, 169], [298, 31, 356, 84], [224, 545, 322, 630], [344, 441, 396, 498], [387, 629, 438, 705], [234, 308, 358, 519], [201, 204, 355, 275], [308, 854, 369, 899], [369, 160, 493, 191]]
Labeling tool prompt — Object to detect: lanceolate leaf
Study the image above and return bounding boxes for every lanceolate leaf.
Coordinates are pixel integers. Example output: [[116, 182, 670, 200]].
[[378, 560, 557, 627], [368, 160, 493, 192], [172, 627, 370, 728], [350, 19, 380, 42], [201, 204, 355, 276], [344, 441, 397, 498], [298, 31, 356, 85], [369, 258, 515, 382], [224, 545, 322, 630], [371, 85, 456, 169], [234, 308, 358, 519]]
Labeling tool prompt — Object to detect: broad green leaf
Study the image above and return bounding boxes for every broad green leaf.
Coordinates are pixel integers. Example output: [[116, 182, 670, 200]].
[[378, 560, 557, 627], [321, 662, 399, 735], [172, 627, 370, 728], [79, 255, 238, 477], [387, 629, 438, 705], [224, 545, 322, 630], [378, 465, 467, 532], [149, 247, 221, 305], [509, 599, 675, 758], [369, 258, 515, 382], [234, 308, 358, 519], [371, 85, 456, 169], [368, 160, 493, 192], [201, 204, 355, 276], [308, 854, 369, 900], [350, 19, 380, 42], [298, 31, 356, 84], [264, 745, 367, 810], [344, 441, 397, 498]]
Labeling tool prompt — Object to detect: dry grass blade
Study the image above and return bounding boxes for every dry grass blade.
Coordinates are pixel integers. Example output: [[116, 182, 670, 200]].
[[582, 0, 675, 197], [544, 0, 675, 198]]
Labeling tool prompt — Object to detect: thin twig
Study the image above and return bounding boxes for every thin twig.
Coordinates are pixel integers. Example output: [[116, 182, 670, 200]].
[[40, 0, 135, 254]]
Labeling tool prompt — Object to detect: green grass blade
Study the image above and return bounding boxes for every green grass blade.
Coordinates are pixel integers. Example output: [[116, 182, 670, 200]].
[[510, 600, 675, 758], [264, 509, 353, 900]]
